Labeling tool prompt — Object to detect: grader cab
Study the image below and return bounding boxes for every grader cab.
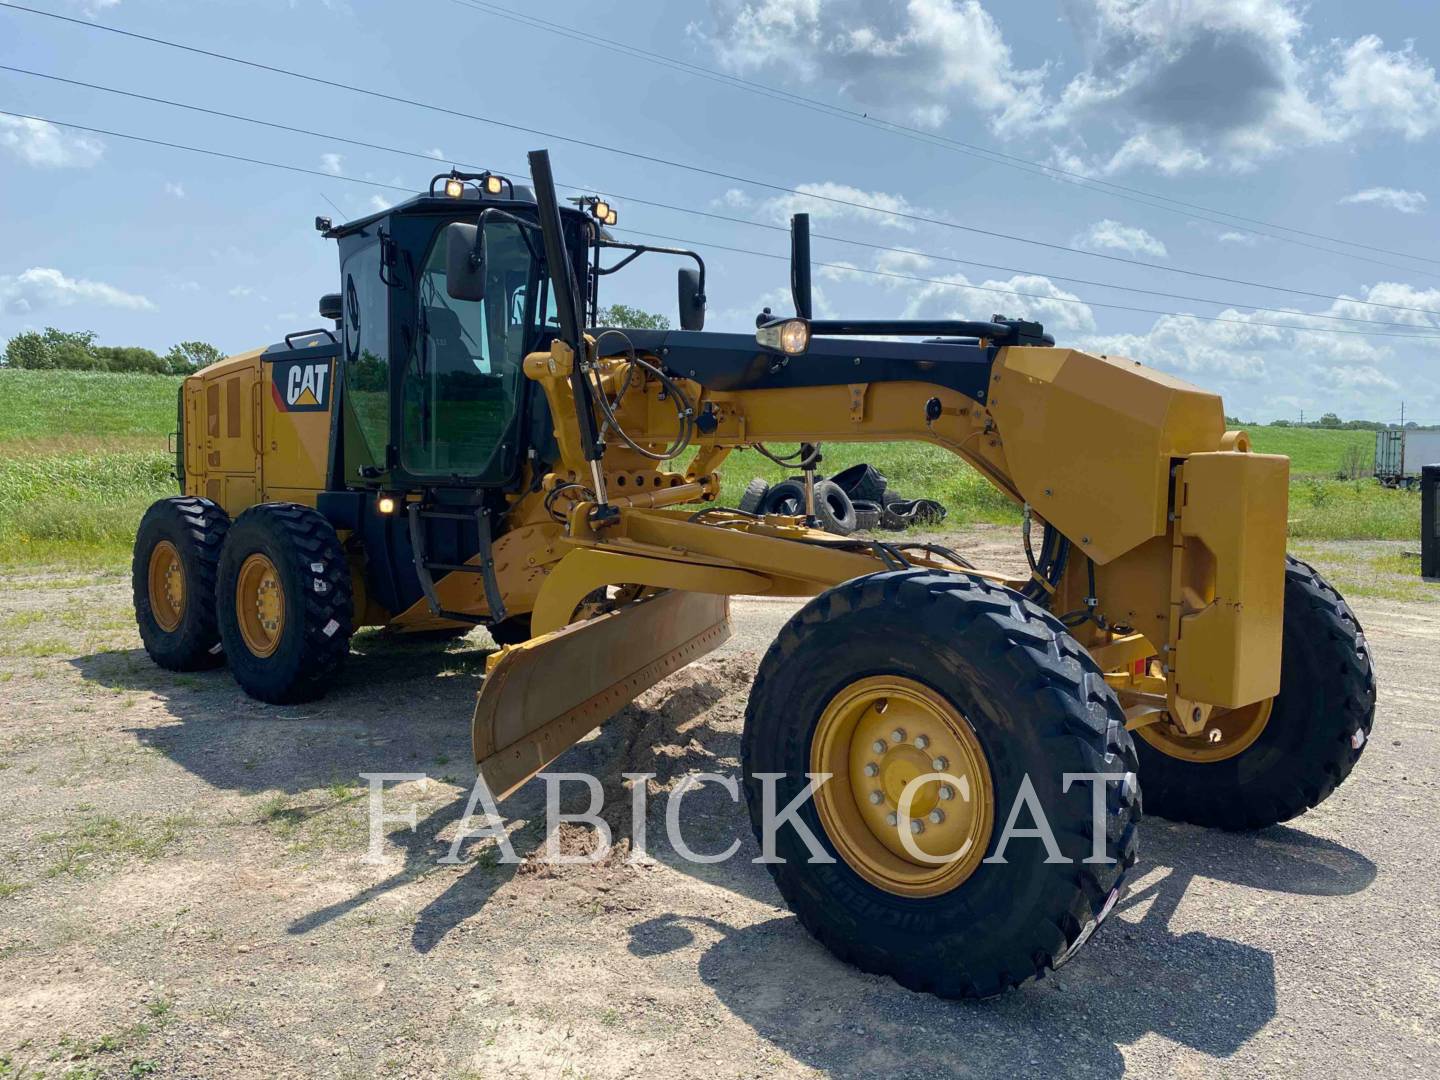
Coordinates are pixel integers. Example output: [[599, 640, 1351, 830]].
[[134, 150, 1375, 998]]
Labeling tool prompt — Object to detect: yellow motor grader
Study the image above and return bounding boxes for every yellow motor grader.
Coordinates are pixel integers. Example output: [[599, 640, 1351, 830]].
[[133, 150, 1374, 998]]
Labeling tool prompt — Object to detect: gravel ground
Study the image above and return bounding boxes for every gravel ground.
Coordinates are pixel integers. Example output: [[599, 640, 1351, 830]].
[[0, 529, 1436, 1078]]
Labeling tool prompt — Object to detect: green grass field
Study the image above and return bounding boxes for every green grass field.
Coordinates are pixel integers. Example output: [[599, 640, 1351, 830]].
[[0, 369, 182, 444], [1243, 425, 1373, 475], [0, 368, 1422, 568]]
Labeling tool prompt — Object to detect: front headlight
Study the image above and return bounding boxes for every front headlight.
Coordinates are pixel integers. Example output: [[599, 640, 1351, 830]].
[[757, 317, 810, 355]]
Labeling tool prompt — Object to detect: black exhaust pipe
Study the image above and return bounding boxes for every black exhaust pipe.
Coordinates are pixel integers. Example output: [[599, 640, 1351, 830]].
[[528, 149, 614, 515], [791, 212, 812, 320]]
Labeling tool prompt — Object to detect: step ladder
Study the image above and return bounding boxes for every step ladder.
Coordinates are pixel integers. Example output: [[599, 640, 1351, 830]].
[[406, 503, 507, 625]]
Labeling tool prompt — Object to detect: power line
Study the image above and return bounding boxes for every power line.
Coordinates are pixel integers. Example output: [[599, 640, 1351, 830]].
[[444, 0, 1440, 275], [0, 108, 415, 193], [614, 227, 1440, 341], [5, 106, 1439, 344], [5, 64, 1434, 334], [5, 2, 1439, 319]]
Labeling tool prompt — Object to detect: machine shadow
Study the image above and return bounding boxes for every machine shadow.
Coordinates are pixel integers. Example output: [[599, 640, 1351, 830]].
[[71, 639, 1378, 1063], [70, 630, 501, 797], [626, 818, 1375, 1076]]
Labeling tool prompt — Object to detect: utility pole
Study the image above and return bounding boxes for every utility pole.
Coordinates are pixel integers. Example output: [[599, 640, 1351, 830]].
[[1300, 409, 1305, 426], [1401, 400, 1406, 428]]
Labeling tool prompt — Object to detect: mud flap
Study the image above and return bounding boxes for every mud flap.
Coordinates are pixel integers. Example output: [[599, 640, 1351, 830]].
[[472, 590, 732, 800]]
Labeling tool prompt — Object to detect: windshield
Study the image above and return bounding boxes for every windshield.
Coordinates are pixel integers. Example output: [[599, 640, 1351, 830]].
[[400, 217, 552, 479]]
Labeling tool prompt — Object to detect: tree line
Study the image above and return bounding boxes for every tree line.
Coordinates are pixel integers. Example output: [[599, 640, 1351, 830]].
[[1, 328, 225, 375]]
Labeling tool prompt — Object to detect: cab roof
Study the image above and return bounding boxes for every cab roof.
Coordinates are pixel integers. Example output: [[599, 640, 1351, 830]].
[[323, 183, 542, 239]]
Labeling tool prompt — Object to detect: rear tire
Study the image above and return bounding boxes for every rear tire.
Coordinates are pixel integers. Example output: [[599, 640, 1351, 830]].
[[743, 570, 1140, 999], [133, 496, 229, 671], [1135, 556, 1376, 830], [216, 503, 353, 704]]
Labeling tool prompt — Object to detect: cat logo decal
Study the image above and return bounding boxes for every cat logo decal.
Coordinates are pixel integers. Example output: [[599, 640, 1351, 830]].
[[272, 360, 331, 412]]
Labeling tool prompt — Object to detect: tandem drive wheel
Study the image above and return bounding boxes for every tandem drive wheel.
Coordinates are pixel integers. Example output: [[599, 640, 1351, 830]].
[[216, 503, 353, 704], [742, 570, 1141, 999], [1134, 555, 1376, 831], [132, 496, 230, 671]]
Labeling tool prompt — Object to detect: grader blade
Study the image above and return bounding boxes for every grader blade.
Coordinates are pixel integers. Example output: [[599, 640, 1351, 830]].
[[472, 590, 731, 800]]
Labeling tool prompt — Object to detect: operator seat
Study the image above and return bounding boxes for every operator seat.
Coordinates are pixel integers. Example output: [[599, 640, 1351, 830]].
[[424, 305, 482, 376]]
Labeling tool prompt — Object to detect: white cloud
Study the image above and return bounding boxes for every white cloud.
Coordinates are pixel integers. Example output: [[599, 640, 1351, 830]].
[[901, 269, 1097, 333], [702, 1, 1440, 174], [1073, 219, 1167, 257], [715, 188, 753, 209], [1339, 186, 1427, 214], [164, 181, 186, 199], [1329, 35, 1440, 140], [0, 116, 104, 168], [1309, 363, 1400, 392], [228, 286, 255, 298], [61, 0, 120, 17], [756, 181, 922, 230], [320, 152, 344, 175], [368, 194, 395, 212], [817, 260, 865, 283], [1073, 279, 1440, 419], [705, 0, 1047, 131], [1218, 231, 1258, 245], [873, 248, 934, 275], [0, 267, 153, 315], [425, 147, 446, 160]]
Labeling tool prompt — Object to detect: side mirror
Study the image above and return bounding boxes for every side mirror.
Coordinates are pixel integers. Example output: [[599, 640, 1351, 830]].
[[318, 292, 342, 321], [444, 222, 487, 301], [678, 267, 706, 331]]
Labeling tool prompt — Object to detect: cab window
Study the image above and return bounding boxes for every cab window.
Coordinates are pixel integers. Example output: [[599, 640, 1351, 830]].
[[401, 219, 538, 480]]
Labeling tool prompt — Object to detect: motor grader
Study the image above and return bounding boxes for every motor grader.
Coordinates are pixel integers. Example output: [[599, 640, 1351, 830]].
[[133, 150, 1374, 998]]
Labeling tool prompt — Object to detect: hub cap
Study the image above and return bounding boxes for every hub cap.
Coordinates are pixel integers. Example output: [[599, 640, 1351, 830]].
[[810, 675, 994, 897], [1137, 698, 1274, 763], [147, 540, 185, 632], [236, 553, 285, 658]]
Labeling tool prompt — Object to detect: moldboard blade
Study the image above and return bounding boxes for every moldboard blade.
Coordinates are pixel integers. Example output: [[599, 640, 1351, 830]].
[[472, 591, 731, 800]]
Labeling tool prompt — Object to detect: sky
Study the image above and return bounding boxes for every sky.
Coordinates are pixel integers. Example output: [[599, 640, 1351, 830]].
[[3, 0, 1440, 424]]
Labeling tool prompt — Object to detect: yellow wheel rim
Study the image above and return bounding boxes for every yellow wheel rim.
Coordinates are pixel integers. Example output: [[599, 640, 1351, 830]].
[[147, 540, 185, 633], [236, 553, 285, 658], [809, 675, 994, 898], [1137, 698, 1274, 763]]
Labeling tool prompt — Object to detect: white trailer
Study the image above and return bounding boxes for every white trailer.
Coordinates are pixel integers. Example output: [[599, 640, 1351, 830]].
[[1375, 429, 1440, 487]]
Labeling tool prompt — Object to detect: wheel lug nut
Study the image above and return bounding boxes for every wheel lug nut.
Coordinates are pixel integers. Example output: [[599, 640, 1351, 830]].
[[868, 790, 884, 805], [931, 757, 948, 772], [929, 809, 944, 824], [938, 785, 954, 801], [889, 728, 905, 743], [863, 763, 879, 777], [885, 812, 898, 826], [914, 735, 929, 750], [910, 819, 924, 835], [872, 740, 887, 754]]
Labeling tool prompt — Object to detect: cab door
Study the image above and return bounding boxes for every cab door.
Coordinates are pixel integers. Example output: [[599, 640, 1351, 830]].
[[338, 236, 394, 485], [397, 218, 535, 486]]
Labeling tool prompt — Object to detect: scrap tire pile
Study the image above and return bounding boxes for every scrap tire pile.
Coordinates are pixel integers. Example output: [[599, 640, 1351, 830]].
[[740, 462, 946, 536]]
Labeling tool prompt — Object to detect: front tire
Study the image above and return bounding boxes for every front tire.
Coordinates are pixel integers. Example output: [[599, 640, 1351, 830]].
[[132, 496, 229, 671], [1135, 556, 1376, 830], [216, 503, 353, 704], [743, 570, 1140, 999]]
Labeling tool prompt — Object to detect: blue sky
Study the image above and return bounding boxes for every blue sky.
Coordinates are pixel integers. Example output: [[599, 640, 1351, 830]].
[[3, 0, 1440, 423]]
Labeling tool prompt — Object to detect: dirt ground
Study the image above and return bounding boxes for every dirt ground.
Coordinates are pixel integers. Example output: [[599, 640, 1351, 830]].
[[1, 527, 1437, 1078]]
